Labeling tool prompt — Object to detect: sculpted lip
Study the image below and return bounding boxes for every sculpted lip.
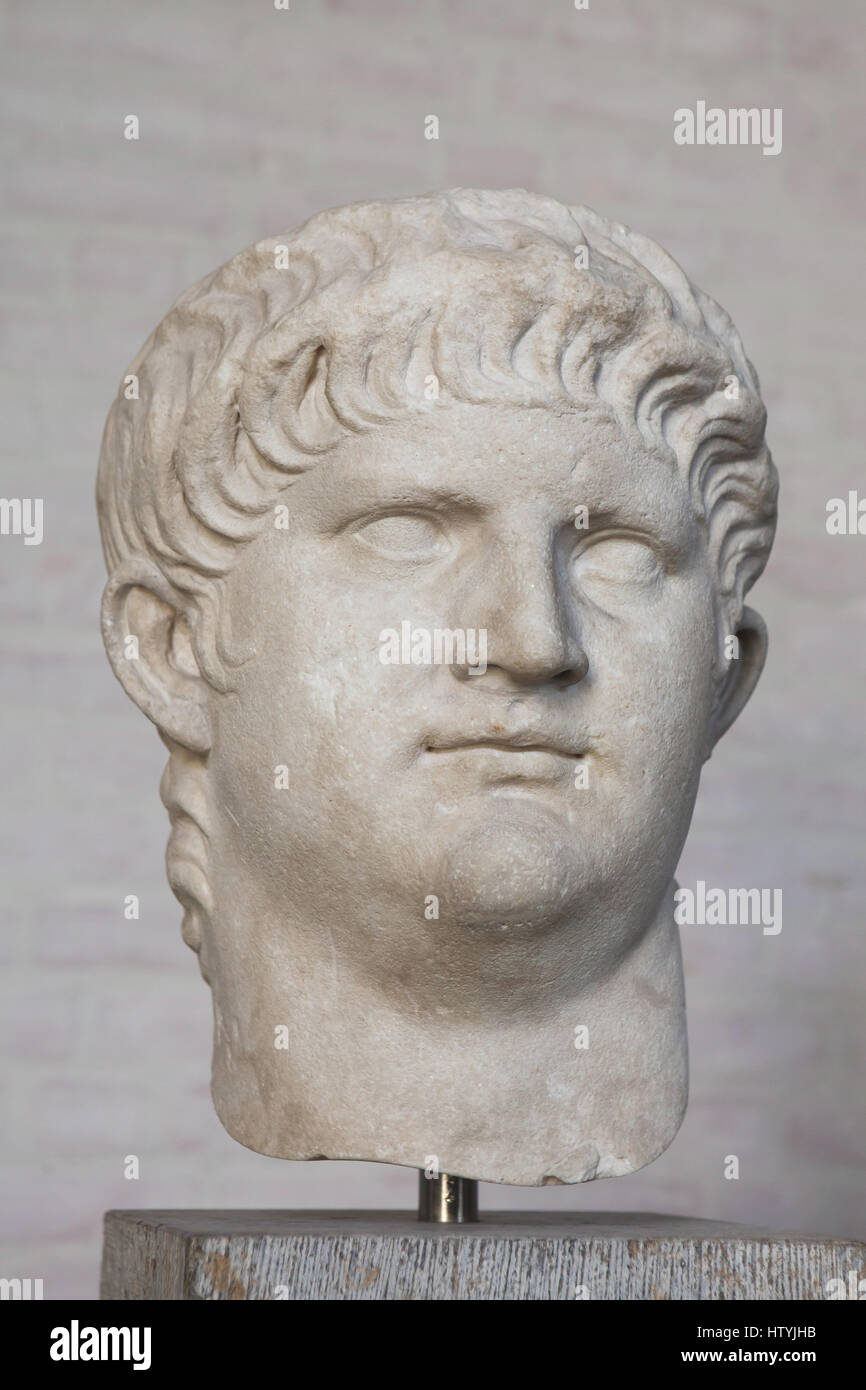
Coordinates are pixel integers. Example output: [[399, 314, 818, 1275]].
[[422, 734, 586, 760]]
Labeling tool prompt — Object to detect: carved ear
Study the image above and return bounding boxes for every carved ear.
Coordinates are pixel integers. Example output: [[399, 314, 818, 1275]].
[[101, 558, 212, 753], [707, 605, 768, 755]]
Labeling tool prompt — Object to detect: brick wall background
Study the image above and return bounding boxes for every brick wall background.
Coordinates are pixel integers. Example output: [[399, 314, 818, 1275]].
[[1, 0, 864, 1298]]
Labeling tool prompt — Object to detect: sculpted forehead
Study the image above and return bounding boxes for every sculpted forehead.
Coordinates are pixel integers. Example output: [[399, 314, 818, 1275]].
[[263, 400, 696, 539]]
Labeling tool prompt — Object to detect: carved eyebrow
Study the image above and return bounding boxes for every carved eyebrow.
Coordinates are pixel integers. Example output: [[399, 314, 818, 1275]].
[[343, 485, 486, 516], [571, 498, 684, 534]]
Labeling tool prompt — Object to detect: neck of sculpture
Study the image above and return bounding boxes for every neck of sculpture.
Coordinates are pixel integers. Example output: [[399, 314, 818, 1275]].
[[200, 872, 688, 1185]]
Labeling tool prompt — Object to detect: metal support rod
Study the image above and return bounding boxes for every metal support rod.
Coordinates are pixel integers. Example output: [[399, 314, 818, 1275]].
[[417, 1170, 479, 1223]]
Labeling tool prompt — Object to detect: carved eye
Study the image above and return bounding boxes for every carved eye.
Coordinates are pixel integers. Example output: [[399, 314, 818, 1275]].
[[352, 514, 447, 561], [571, 536, 663, 599]]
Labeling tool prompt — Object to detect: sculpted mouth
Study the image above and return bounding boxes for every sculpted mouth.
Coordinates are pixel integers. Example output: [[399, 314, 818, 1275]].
[[422, 737, 585, 760]]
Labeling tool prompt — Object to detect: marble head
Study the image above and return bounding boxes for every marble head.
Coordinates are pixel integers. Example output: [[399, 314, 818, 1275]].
[[97, 189, 777, 1184]]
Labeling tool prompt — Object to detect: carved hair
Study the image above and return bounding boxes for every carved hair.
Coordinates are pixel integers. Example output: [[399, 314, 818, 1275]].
[[96, 188, 778, 952]]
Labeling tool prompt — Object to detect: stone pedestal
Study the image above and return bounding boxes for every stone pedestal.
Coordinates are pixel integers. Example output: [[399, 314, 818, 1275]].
[[100, 1210, 866, 1300]]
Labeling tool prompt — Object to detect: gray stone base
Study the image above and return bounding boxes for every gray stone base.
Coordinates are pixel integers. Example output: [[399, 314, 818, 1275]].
[[100, 1210, 866, 1300]]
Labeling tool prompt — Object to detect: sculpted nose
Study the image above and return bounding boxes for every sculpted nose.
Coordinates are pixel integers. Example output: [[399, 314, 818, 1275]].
[[452, 536, 588, 689]]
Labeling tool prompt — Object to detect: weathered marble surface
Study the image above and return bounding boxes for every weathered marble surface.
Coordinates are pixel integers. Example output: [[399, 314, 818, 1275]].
[[101, 1210, 864, 1301], [96, 188, 778, 1184]]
